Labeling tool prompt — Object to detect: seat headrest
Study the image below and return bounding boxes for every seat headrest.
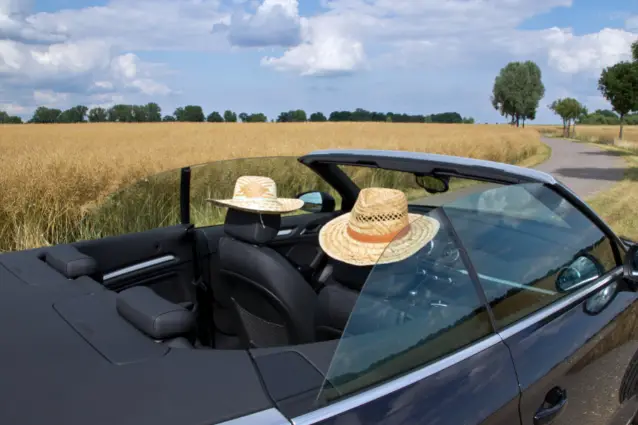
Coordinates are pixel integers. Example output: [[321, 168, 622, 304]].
[[223, 209, 281, 244]]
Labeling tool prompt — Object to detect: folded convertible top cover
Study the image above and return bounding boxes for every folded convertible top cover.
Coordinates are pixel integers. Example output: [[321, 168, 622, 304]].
[[116, 286, 195, 340]]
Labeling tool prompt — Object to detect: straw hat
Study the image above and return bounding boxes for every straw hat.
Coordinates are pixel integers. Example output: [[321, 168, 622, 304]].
[[319, 187, 440, 266], [207, 175, 304, 214]]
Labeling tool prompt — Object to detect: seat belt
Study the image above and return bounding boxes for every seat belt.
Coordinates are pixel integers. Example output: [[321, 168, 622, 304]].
[[189, 227, 214, 347]]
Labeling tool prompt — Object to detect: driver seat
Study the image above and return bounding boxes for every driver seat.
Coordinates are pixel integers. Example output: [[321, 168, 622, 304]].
[[217, 209, 318, 348]]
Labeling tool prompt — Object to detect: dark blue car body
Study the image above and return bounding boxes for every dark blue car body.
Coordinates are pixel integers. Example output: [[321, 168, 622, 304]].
[[2, 149, 638, 425]]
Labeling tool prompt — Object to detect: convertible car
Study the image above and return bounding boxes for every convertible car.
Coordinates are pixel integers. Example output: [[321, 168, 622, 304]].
[[2, 149, 638, 425]]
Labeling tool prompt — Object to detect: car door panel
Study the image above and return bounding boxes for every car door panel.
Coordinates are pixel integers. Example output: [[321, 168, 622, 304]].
[[286, 339, 521, 425], [72, 224, 195, 303], [502, 273, 638, 425]]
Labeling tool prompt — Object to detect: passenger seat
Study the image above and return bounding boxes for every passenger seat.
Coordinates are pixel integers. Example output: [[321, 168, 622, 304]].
[[216, 209, 318, 349], [315, 261, 407, 340]]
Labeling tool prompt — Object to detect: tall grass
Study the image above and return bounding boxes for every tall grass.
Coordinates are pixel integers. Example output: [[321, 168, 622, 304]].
[[536, 125, 638, 145], [0, 122, 544, 252]]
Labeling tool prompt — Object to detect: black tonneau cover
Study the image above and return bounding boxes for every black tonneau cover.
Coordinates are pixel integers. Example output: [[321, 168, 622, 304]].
[[0, 252, 273, 425]]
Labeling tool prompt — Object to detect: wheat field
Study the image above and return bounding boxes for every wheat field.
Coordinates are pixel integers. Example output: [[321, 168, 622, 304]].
[[0, 122, 545, 252], [536, 125, 638, 145]]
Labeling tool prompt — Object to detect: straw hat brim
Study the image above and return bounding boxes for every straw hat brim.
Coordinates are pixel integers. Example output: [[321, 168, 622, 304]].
[[206, 197, 305, 214], [319, 213, 440, 266]]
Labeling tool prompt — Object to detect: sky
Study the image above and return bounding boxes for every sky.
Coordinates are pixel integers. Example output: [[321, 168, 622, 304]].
[[1, 0, 637, 124]]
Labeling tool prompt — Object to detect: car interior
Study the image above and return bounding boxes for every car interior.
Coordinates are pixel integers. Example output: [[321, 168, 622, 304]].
[[0, 152, 618, 355]]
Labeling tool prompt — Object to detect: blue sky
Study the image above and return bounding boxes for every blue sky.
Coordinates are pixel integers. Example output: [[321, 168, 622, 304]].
[[1, 0, 637, 123]]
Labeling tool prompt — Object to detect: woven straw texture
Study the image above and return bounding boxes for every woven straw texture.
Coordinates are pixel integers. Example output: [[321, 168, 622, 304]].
[[319, 187, 440, 266], [207, 175, 304, 214]]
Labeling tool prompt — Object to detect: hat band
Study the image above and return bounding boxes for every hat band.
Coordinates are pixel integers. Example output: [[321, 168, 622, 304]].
[[346, 225, 410, 244]]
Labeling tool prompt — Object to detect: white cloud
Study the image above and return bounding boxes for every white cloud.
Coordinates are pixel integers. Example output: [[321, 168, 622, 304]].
[[544, 28, 636, 74], [0, 102, 27, 115], [33, 89, 68, 106], [0, 0, 66, 43], [220, 0, 302, 47], [27, 0, 229, 51], [261, 15, 366, 76], [0, 0, 30, 16]]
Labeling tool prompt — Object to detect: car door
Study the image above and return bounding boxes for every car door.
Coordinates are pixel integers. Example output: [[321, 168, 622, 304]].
[[70, 165, 197, 306], [73, 224, 197, 305], [444, 182, 638, 425], [250, 209, 523, 425]]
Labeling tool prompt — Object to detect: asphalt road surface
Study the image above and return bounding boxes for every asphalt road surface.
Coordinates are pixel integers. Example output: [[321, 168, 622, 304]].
[[534, 136, 625, 199]]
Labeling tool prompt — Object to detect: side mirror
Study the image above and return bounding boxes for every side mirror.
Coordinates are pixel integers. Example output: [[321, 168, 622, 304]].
[[556, 254, 603, 292], [297, 191, 336, 213], [623, 244, 638, 282], [415, 174, 450, 194]]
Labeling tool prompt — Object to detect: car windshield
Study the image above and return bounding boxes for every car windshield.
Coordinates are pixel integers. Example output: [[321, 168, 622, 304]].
[[316, 181, 614, 405]]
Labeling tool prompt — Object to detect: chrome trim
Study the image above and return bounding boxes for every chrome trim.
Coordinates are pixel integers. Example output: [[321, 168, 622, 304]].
[[304, 148, 557, 185], [216, 408, 290, 425], [498, 266, 623, 340], [291, 334, 502, 425], [457, 269, 556, 296], [103, 255, 176, 280], [277, 229, 294, 237]]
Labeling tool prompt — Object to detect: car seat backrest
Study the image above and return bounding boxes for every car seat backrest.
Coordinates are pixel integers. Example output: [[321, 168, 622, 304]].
[[218, 209, 318, 348]]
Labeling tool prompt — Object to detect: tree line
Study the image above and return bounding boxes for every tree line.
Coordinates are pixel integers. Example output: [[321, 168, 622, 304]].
[[277, 109, 474, 123], [0, 103, 475, 125]]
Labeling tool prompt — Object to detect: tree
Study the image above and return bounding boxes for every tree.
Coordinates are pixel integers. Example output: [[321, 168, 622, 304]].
[[174, 105, 204, 122], [162, 115, 176, 122], [0, 111, 22, 123], [207, 111, 224, 122], [132, 105, 148, 122], [108, 104, 134, 122], [239, 112, 249, 123], [30, 107, 61, 123], [310, 112, 327, 122], [491, 61, 545, 127], [598, 61, 638, 140], [145, 102, 162, 122], [430, 112, 463, 123], [549, 98, 586, 137], [632, 39, 638, 62], [88, 107, 108, 122], [277, 110, 307, 122], [224, 110, 237, 122], [246, 113, 267, 123], [55, 105, 88, 123]]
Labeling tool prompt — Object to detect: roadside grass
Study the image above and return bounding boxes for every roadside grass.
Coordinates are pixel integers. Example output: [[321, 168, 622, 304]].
[[585, 144, 638, 241], [0, 122, 546, 252], [534, 125, 638, 240], [535, 125, 638, 147]]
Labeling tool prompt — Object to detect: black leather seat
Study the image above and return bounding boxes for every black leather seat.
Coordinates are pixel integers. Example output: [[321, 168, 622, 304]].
[[217, 209, 318, 349], [315, 261, 408, 340]]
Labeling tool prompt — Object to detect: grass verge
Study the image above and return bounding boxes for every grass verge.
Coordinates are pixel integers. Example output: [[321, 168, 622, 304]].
[[584, 144, 638, 241]]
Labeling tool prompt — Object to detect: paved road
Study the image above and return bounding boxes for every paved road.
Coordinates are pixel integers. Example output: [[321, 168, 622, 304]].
[[533, 136, 625, 199]]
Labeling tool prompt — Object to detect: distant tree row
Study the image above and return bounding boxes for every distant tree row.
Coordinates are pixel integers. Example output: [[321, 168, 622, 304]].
[[1, 103, 474, 125], [278, 109, 474, 123]]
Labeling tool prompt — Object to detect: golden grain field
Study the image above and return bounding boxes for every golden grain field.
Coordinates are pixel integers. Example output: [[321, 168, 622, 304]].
[[535, 124, 638, 144], [0, 122, 544, 252]]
